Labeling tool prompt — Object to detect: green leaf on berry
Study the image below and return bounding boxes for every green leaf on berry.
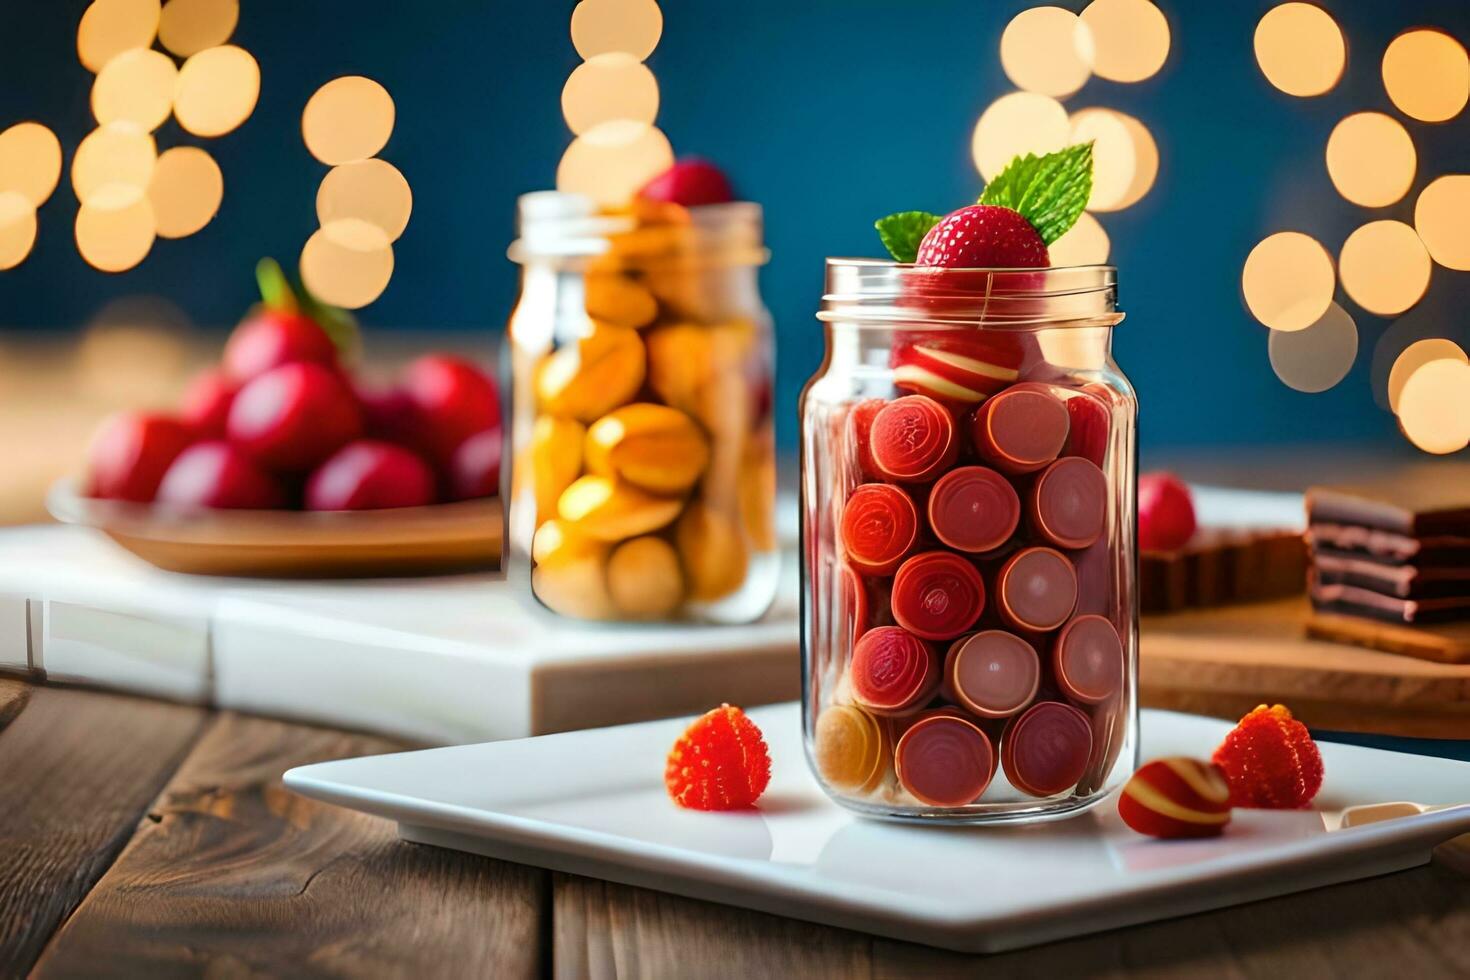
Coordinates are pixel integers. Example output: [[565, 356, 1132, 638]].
[[978, 142, 1094, 245], [296, 275, 363, 364], [256, 257, 298, 313], [875, 211, 944, 263]]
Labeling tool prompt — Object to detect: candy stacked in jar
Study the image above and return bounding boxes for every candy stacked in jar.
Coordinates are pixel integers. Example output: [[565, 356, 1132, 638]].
[[801, 261, 1138, 823], [507, 174, 779, 624]]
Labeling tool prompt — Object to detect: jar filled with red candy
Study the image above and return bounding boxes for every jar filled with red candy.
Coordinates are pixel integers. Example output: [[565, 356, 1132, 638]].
[[506, 159, 779, 624], [800, 149, 1137, 821]]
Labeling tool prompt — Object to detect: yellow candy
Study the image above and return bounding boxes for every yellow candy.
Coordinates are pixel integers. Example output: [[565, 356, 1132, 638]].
[[531, 518, 606, 566], [585, 403, 710, 495], [814, 704, 886, 792], [675, 501, 748, 601], [535, 322, 646, 423], [606, 536, 685, 618], [584, 274, 658, 329], [531, 519, 613, 619], [529, 416, 585, 525], [558, 475, 685, 542], [644, 321, 755, 436], [738, 431, 777, 552]]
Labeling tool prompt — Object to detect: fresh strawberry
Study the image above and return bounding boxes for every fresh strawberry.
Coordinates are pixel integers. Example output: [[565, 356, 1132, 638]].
[[914, 205, 1049, 269], [638, 157, 735, 207]]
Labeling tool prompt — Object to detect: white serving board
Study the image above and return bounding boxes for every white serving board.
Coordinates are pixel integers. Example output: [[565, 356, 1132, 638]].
[[285, 704, 1470, 954]]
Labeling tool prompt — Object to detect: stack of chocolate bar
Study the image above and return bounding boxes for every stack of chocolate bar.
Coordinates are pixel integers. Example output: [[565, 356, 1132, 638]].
[[1141, 528, 1307, 613], [1307, 472, 1470, 625]]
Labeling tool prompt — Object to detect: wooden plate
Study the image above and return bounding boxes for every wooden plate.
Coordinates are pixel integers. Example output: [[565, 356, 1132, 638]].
[[47, 479, 502, 578]]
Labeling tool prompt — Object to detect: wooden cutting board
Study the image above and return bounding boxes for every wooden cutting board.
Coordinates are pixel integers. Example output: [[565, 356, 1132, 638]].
[[1140, 598, 1470, 739]]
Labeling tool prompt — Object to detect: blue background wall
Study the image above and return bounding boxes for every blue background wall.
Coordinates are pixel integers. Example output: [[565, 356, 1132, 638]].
[[2, 0, 1468, 452]]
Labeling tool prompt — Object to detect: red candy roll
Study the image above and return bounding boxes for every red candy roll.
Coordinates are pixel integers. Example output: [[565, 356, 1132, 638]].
[[943, 630, 1041, 718], [895, 709, 997, 807], [995, 546, 1078, 633], [1064, 388, 1111, 468], [971, 382, 1070, 475], [839, 562, 871, 643], [1001, 700, 1094, 798], [845, 398, 885, 481], [1052, 615, 1124, 705], [1118, 758, 1232, 839], [927, 466, 1020, 553], [1029, 456, 1108, 550], [869, 395, 958, 483], [850, 626, 940, 716], [891, 551, 986, 641], [890, 333, 1021, 407], [840, 483, 918, 575]]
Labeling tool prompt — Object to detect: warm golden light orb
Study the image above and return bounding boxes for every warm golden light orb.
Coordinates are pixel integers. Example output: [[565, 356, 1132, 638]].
[[302, 76, 396, 166], [317, 159, 413, 244], [972, 92, 1071, 181], [72, 123, 157, 209], [76, 196, 157, 272], [1079, 0, 1169, 83], [1241, 232, 1335, 332], [1069, 107, 1156, 211], [1268, 302, 1357, 393], [1339, 220, 1432, 317], [557, 120, 674, 208], [1000, 7, 1095, 99], [1382, 30, 1470, 123], [1048, 211, 1110, 266], [0, 192, 38, 271], [158, 0, 239, 58], [92, 48, 179, 132], [562, 53, 660, 136], [1389, 338, 1468, 413], [173, 45, 260, 138], [301, 225, 395, 309], [0, 123, 63, 207], [571, 0, 663, 61], [1326, 113, 1416, 208], [148, 146, 223, 239], [1254, 3, 1345, 97], [1414, 175, 1470, 271], [77, 0, 161, 73], [1397, 358, 1470, 454]]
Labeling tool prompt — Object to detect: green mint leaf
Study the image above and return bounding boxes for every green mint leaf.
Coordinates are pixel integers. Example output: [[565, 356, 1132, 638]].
[[295, 272, 363, 363], [255, 257, 298, 313], [875, 211, 944, 262], [978, 142, 1094, 245]]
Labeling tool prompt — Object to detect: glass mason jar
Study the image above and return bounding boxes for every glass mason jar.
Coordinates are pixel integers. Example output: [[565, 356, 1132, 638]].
[[505, 192, 779, 623], [800, 260, 1137, 823]]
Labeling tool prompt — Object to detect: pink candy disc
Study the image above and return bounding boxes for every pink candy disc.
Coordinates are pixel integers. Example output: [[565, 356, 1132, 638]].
[[1030, 456, 1107, 550], [971, 382, 1069, 475], [996, 546, 1079, 632], [1052, 615, 1124, 704], [943, 630, 1042, 718], [1001, 700, 1094, 798], [895, 710, 997, 807], [927, 466, 1020, 553]]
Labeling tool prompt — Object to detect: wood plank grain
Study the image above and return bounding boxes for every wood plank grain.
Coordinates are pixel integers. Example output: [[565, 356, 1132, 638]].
[[0, 684, 207, 976], [0, 676, 30, 733], [553, 836, 1470, 978], [32, 712, 548, 979]]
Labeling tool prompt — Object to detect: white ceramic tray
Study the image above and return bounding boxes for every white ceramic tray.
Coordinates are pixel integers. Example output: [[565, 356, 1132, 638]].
[[285, 704, 1470, 953]]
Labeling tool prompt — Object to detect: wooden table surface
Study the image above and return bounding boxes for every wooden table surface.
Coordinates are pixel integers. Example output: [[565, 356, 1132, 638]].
[[3, 678, 1469, 979]]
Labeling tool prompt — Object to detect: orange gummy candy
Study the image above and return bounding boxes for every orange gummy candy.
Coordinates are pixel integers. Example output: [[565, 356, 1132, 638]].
[[1211, 704, 1324, 809], [665, 704, 772, 811]]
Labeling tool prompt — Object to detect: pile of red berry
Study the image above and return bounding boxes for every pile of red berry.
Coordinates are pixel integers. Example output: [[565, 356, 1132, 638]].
[[84, 273, 500, 513]]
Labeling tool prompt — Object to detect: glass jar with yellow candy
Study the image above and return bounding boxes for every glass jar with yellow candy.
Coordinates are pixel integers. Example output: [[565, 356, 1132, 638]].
[[506, 184, 778, 623]]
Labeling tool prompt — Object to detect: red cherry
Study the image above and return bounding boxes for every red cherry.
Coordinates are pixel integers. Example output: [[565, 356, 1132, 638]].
[[448, 428, 502, 501], [868, 395, 958, 483], [306, 440, 437, 511], [221, 309, 338, 382], [638, 157, 735, 207], [914, 205, 1049, 269], [179, 369, 238, 438], [156, 441, 287, 509], [227, 362, 362, 473], [1138, 472, 1197, 552], [840, 483, 918, 575], [354, 381, 422, 448], [402, 354, 501, 468], [85, 411, 192, 502]]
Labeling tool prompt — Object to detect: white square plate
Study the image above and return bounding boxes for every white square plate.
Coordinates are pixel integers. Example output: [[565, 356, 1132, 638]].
[[285, 705, 1470, 953]]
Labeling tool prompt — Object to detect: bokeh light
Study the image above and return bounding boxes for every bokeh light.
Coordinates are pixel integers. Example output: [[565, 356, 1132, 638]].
[[78, 296, 192, 399], [0, 123, 63, 207], [302, 76, 396, 166], [1396, 358, 1470, 454], [1339, 220, 1432, 317], [1048, 211, 1110, 265], [1382, 30, 1470, 124], [972, 92, 1071, 181], [1241, 231, 1335, 332], [1069, 107, 1156, 211], [1414, 175, 1470, 271], [91, 48, 178, 132], [148, 146, 222, 238], [570, 0, 663, 61], [1389, 338, 1468, 412], [562, 53, 660, 135], [300, 226, 395, 309], [1000, 7, 1095, 99], [76, 196, 157, 272], [1326, 112, 1416, 208], [557, 120, 674, 207], [1267, 302, 1357, 393], [1253, 3, 1345, 97], [172, 45, 259, 137], [0, 192, 38, 271], [72, 123, 157, 209], [1079, 0, 1169, 83], [77, 0, 161, 73], [158, 0, 239, 58], [317, 159, 413, 243]]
